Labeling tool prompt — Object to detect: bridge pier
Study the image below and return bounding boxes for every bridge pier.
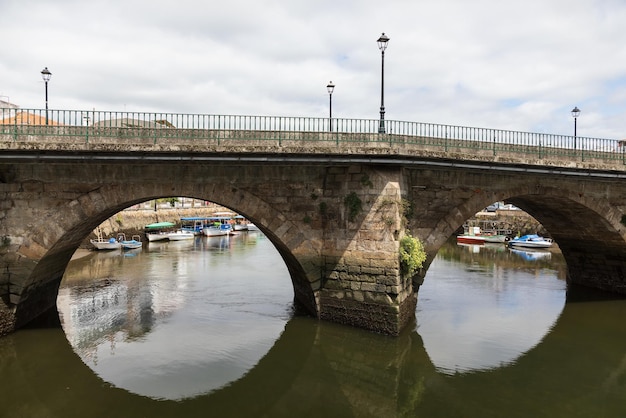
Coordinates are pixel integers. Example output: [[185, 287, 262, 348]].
[[316, 168, 416, 335]]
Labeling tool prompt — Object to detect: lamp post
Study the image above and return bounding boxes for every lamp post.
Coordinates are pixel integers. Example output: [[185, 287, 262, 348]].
[[377, 33, 389, 134], [326, 81, 335, 132], [40, 67, 52, 125], [571, 106, 580, 149]]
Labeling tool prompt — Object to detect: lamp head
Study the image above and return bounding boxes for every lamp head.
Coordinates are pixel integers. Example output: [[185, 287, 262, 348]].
[[327, 81, 335, 95], [377, 33, 390, 51], [41, 67, 52, 82]]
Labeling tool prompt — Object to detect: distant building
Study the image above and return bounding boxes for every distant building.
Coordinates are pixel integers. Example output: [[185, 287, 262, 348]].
[[0, 97, 19, 120], [0, 111, 62, 125]]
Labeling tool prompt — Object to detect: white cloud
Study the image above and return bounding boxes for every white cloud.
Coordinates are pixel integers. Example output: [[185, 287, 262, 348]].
[[1, 0, 625, 138]]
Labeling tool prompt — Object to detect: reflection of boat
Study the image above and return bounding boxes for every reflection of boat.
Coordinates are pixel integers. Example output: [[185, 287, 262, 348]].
[[118, 234, 142, 250], [508, 234, 553, 249], [90, 229, 121, 250], [510, 248, 552, 261], [167, 230, 195, 241]]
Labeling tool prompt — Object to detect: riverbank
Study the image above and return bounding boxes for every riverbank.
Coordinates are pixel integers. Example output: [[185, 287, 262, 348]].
[[466, 209, 546, 236], [81, 206, 224, 249]]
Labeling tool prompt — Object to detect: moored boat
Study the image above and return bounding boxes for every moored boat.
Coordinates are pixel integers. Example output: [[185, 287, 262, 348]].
[[508, 234, 552, 249], [202, 216, 233, 236], [482, 233, 510, 243], [456, 234, 486, 245], [145, 221, 176, 242], [90, 228, 122, 250], [118, 233, 143, 250], [91, 236, 121, 250], [456, 226, 485, 245], [232, 215, 249, 231]]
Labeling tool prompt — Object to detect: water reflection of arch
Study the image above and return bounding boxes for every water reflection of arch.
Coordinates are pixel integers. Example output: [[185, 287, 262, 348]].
[[414, 286, 626, 415], [5, 290, 626, 416]]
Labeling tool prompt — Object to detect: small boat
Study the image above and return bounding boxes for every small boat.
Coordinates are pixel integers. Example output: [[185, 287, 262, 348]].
[[91, 236, 121, 250], [145, 221, 176, 242], [246, 223, 259, 231], [232, 215, 249, 231], [202, 216, 233, 237], [90, 228, 121, 250], [167, 230, 195, 241], [118, 233, 143, 250], [456, 226, 485, 245], [482, 233, 509, 243], [508, 234, 552, 249], [456, 234, 486, 245]]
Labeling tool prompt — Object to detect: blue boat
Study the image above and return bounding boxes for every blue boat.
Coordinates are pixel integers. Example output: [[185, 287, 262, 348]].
[[508, 234, 552, 249]]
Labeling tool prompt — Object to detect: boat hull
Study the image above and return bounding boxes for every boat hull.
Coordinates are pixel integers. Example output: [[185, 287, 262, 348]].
[[90, 239, 121, 250], [508, 241, 552, 249], [456, 235, 486, 245], [146, 232, 170, 242], [508, 234, 552, 249]]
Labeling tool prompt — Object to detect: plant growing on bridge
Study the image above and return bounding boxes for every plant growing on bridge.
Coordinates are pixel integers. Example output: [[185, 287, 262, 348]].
[[621, 214, 626, 227], [344, 192, 362, 222], [399, 232, 426, 277], [319, 201, 327, 216]]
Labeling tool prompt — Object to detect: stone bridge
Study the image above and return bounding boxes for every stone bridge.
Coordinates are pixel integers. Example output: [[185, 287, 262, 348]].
[[0, 111, 625, 336]]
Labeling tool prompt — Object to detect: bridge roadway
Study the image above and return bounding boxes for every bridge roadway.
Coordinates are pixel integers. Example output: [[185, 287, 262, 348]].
[[0, 112, 625, 336]]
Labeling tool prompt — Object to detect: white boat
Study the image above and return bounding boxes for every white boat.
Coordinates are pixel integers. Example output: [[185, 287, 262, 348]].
[[482, 233, 509, 243], [246, 223, 259, 231], [145, 221, 176, 242], [91, 236, 121, 250], [167, 230, 195, 240], [118, 234, 143, 250], [508, 234, 552, 249], [202, 216, 233, 236], [231, 215, 249, 231], [90, 229, 121, 250]]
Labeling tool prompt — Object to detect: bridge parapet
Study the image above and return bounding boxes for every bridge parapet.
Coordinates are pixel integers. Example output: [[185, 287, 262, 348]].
[[1, 109, 625, 172]]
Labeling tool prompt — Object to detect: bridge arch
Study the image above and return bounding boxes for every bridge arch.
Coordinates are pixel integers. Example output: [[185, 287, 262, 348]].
[[413, 177, 626, 294], [10, 181, 322, 330]]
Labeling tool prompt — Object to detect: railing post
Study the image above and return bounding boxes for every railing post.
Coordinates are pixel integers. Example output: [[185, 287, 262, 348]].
[[12, 111, 17, 141]]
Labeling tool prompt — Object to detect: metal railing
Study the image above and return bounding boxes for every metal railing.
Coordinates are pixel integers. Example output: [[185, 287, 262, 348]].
[[1, 108, 624, 164]]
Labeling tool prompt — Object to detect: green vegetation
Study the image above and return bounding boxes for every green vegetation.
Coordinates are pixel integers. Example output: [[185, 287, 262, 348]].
[[303, 215, 312, 224], [344, 192, 362, 222], [621, 214, 626, 227], [360, 174, 373, 188], [319, 201, 327, 216], [399, 232, 426, 277], [400, 198, 413, 222]]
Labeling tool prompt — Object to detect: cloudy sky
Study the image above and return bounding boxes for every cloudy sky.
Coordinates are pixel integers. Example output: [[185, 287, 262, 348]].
[[1, 0, 625, 139]]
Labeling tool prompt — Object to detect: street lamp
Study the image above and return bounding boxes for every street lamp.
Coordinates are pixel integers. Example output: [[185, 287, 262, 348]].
[[40, 67, 52, 125], [571, 106, 580, 149], [377, 33, 389, 134], [326, 81, 335, 132]]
